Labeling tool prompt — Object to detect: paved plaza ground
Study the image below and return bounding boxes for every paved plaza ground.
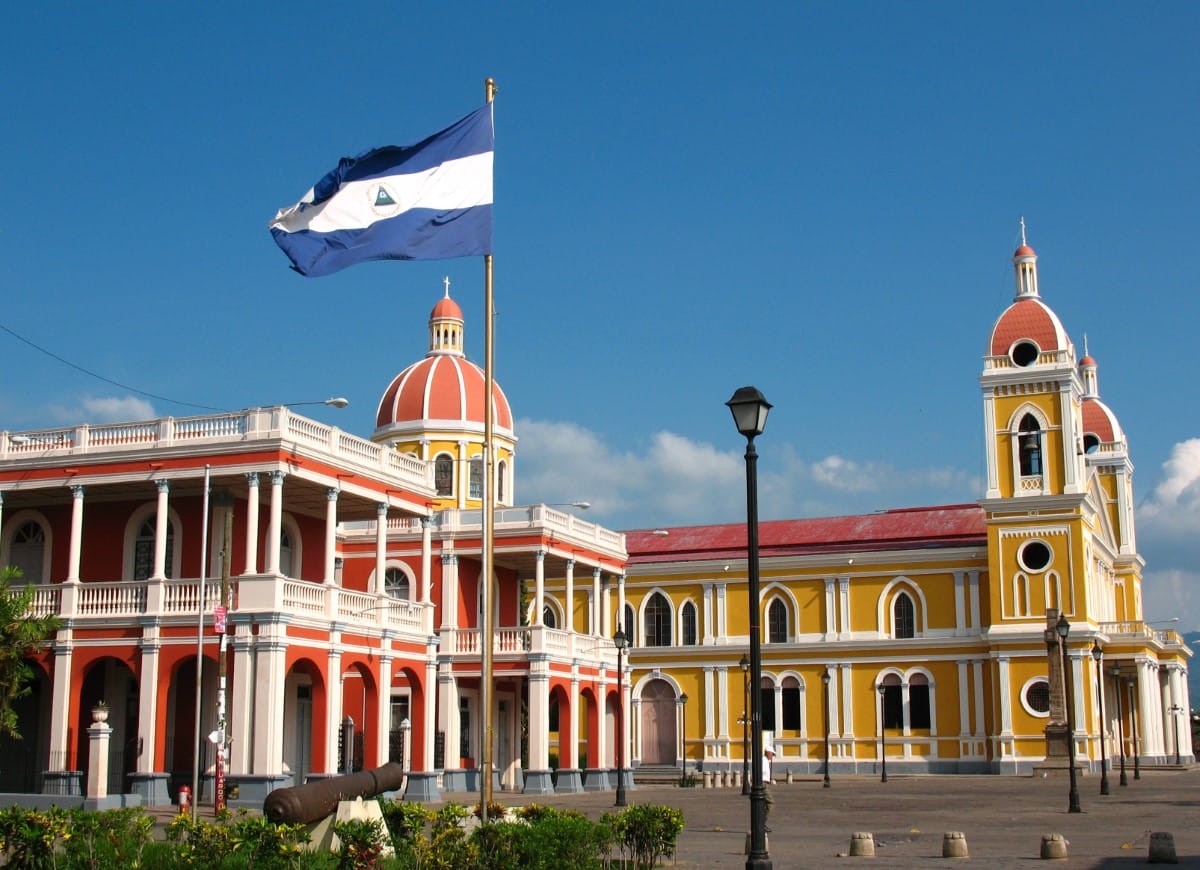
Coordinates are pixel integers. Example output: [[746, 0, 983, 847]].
[[161, 767, 1199, 867], [479, 768, 1200, 868]]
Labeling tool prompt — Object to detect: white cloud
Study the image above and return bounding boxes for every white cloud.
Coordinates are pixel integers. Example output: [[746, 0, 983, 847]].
[[47, 395, 157, 425], [515, 417, 977, 531], [1137, 438, 1200, 632]]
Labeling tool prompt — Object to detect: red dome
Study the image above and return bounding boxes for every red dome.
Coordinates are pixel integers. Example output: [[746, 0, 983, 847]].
[[1013, 244, 1036, 258], [375, 355, 513, 434], [989, 298, 1071, 358], [1082, 397, 1122, 444], [1080, 354, 1096, 367], [431, 296, 463, 321]]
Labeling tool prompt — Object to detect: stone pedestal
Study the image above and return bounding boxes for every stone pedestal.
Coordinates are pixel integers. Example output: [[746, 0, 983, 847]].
[[555, 768, 584, 793], [523, 769, 555, 795], [583, 768, 611, 791], [129, 772, 171, 806]]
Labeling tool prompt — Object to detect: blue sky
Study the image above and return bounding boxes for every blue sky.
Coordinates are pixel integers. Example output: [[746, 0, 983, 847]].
[[2, 4, 1198, 629]]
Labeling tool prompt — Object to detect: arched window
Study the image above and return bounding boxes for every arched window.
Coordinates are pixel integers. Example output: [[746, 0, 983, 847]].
[[542, 604, 557, 628], [909, 673, 932, 730], [623, 603, 635, 644], [9, 520, 46, 584], [469, 457, 483, 499], [781, 676, 802, 730], [644, 592, 671, 647], [1018, 415, 1043, 476], [279, 528, 295, 578], [767, 598, 788, 643], [434, 455, 454, 497], [893, 593, 915, 639], [133, 518, 174, 581], [497, 460, 507, 503], [385, 567, 410, 600], [880, 678, 903, 729], [680, 601, 697, 646], [760, 675, 777, 731]]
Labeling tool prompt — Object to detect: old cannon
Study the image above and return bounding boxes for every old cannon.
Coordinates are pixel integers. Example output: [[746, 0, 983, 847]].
[[263, 763, 406, 825]]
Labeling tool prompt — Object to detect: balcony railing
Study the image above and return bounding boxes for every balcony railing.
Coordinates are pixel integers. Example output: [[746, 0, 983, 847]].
[[0, 407, 432, 492], [22, 575, 433, 638], [440, 625, 618, 667], [1098, 621, 1184, 645]]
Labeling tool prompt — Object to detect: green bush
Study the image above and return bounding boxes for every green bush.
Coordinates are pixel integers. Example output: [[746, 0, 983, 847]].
[[603, 804, 685, 870], [330, 817, 386, 870], [63, 807, 154, 869], [0, 804, 70, 869]]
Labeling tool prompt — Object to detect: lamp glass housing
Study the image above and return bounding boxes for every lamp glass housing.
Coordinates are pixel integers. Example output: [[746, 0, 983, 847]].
[[725, 387, 772, 438], [1091, 642, 1102, 662]]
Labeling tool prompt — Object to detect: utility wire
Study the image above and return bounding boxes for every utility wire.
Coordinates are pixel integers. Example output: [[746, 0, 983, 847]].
[[0, 320, 225, 412]]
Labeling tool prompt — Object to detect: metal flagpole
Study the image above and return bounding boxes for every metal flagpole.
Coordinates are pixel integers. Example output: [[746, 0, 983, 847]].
[[191, 465, 211, 820], [480, 76, 497, 820]]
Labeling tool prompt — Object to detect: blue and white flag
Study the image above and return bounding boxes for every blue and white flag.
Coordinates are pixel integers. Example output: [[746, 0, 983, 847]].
[[270, 104, 493, 276]]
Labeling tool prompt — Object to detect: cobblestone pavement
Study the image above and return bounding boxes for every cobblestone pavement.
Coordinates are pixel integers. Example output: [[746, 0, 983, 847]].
[[156, 767, 1200, 868]]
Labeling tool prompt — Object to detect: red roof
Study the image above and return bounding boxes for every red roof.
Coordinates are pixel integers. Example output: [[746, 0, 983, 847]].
[[375, 355, 513, 430], [1013, 244, 1036, 258], [989, 298, 1069, 357], [626, 504, 986, 564], [1082, 398, 1118, 443], [431, 296, 464, 321]]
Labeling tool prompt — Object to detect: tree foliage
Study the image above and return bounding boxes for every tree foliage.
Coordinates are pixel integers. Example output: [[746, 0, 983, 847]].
[[0, 565, 61, 739]]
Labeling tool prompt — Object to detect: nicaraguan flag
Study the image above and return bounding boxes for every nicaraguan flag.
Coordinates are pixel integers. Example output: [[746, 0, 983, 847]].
[[270, 104, 493, 276]]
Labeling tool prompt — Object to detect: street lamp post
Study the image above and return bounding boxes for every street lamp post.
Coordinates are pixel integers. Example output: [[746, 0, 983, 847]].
[[1091, 643, 1109, 795], [1169, 705, 1183, 766], [877, 684, 888, 783], [822, 669, 831, 788], [680, 693, 689, 779], [1128, 677, 1141, 779], [1110, 665, 1127, 786], [1056, 614, 1082, 813], [726, 386, 773, 870], [614, 628, 628, 807], [740, 655, 751, 795]]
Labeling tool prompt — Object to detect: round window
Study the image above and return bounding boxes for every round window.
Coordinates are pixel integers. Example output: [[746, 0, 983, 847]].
[[1024, 679, 1051, 716], [1018, 540, 1052, 573], [1011, 341, 1040, 367]]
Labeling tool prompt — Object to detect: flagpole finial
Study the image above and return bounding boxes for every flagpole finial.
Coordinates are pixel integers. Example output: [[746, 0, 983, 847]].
[[1019, 216, 1027, 246], [443, 276, 451, 298]]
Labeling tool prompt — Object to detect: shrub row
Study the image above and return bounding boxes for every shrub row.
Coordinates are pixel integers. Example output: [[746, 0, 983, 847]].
[[0, 799, 685, 870]]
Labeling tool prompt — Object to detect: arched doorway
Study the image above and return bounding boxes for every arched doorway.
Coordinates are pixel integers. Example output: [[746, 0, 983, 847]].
[[639, 679, 677, 764]]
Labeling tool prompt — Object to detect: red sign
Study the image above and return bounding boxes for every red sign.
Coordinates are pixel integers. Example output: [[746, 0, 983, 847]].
[[214, 605, 227, 634]]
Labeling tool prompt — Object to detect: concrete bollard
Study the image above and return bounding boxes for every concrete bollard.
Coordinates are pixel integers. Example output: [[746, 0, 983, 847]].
[[719, 771, 728, 788], [732, 771, 742, 789], [786, 770, 794, 784], [703, 771, 713, 789], [942, 831, 968, 858], [849, 832, 875, 857], [1040, 833, 1069, 859], [1148, 831, 1178, 864]]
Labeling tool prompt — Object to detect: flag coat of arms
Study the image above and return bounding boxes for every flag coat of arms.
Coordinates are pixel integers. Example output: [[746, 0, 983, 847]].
[[270, 104, 493, 276]]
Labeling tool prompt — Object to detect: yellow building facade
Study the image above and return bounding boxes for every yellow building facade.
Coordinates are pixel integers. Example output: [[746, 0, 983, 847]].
[[582, 239, 1191, 777]]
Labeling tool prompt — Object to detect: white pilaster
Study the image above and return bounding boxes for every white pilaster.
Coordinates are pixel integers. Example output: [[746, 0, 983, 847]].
[[325, 646, 343, 774], [704, 667, 716, 740], [440, 554, 458, 630], [252, 627, 288, 774], [152, 479, 170, 580], [136, 637, 161, 774], [324, 488, 338, 585], [374, 503, 387, 595], [48, 645, 74, 766], [423, 644, 438, 770], [378, 654, 393, 765], [618, 575, 627, 635], [702, 583, 714, 644], [266, 471, 285, 575], [528, 667, 550, 769], [67, 485, 85, 582], [564, 559, 575, 634], [533, 550, 545, 625], [244, 473, 260, 574], [420, 519, 432, 603], [592, 568, 601, 636]]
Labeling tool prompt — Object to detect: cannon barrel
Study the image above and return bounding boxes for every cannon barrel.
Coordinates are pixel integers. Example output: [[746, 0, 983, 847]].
[[263, 762, 406, 825]]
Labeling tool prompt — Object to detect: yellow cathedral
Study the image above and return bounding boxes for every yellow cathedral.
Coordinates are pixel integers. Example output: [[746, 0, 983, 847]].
[[590, 236, 1192, 779]]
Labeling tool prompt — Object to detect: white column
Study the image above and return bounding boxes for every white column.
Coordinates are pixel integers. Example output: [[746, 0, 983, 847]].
[[378, 654, 393, 765], [252, 627, 288, 774], [838, 664, 853, 737], [564, 559, 575, 634], [440, 554, 458, 630], [972, 660, 985, 741], [420, 519, 433, 603], [824, 578, 837, 639], [229, 625, 254, 775], [266, 471, 285, 575], [568, 671, 581, 769], [968, 570, 981, 630], [953, 572, 966, 634], [702, 583, 714, 644], [136, 638, 161, 774], [997, 656, 1013, 735], [829, 664, 841, 738], [324, 488, 338, 585], [456, 440, 469, 510], [717, 666, 729, 741], [439, 669, 460, 767], [838, 577, 851, 638], [528, 669, 550, 769], [591, 567, 601, 636], [374, 503, 387, 595], [67, 485, 85, 582], [716, 583, 727, 639], [244, 473, 260, 574], [704, 667, 716, 741], [602, 574, 612, 638], [618, 575, 627, 635], [533, 550, 546, 626], [956, 659, 971, 740], [423, 644, 438, 770], [152, 479, 170, 580], [325, 647, 343, 774], [48, 646, 74, 767]]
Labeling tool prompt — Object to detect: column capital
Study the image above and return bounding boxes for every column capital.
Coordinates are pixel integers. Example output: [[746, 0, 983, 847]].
[[592, 566, 602, 579], [535, 549, 546, 562], [565, 558, 575, 571], [441, 553, 458, 567], [269, 470, 287, 485], [327, 487, 339, 501], [376, 502, 389, 517], [70, 484, 85, 499], [246, 472, 260, 487], [156, 478, 170, 494]]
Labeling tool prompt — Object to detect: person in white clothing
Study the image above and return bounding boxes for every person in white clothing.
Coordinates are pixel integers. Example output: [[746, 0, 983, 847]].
[[762, 743, 775, 831]]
